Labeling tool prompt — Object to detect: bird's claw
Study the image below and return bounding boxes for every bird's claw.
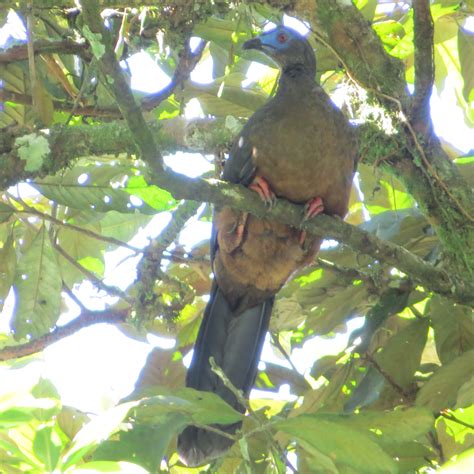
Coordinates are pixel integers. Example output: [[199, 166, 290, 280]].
[[302, 196, 324, 222], [299, 197, 324, 246], [249, 176, 276, 208]]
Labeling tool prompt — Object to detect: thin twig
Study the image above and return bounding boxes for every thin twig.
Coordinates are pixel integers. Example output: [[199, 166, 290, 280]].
[[62, 283, 88, 312], [440, 411, 474, 430], [364, 352, 412, 401], [54, 242, 132, 303], [210, 357, 298, 473], [193, 423, 238, 442]]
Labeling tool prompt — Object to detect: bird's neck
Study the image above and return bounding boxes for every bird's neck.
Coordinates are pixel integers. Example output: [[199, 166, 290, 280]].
[[277, 64, 315, 96]]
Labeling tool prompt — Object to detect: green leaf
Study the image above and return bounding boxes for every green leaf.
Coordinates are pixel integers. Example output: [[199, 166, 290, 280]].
[[15, 133, 50, 172], [124, 175, 176, 211], [382, 441, 434, 473], [345, 366, 386, 411], [0, 409, 36, 428], [61, 401, 139, 470], [34, 165, 170, 214], [99, 211, 152, 243], [458, 28, 474, 102], [92, 417, 185, 472], [0, 399, 59, 428], [0, 203, 14, 223], [375, 318, 429, 389], [354, 0, 378, 21], [416, 350, 474, 412], [12, 226, 62, 339], [194, 17, 249, 50], [56, 406, 90, 441], [305, 284, 368, 335], [439, 448, 474, 473], [132, 387, 243, 426], [275, 415, 396, 472], [67, 461, 148, 473], [429, 295, 474, 364], [0, 234, 16, 311], [33, 426, 62, 472], [332, 407, 434, 445], [456, 376, 474, 408], [436, 405, 474, 461], [184, 73, 268, 117]]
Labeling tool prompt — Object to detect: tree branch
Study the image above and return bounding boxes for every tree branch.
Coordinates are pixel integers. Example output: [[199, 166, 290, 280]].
[[412, 0, 435, 134], [74, 0, 474, 307], [0, 309, 128, 361], [0, 39, 91, 63]]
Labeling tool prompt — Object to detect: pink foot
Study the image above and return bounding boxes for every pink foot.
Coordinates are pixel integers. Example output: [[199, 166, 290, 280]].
[[303, 196, 325, 221], [249, 176, 276, 207], [300, 197, 325, 246]]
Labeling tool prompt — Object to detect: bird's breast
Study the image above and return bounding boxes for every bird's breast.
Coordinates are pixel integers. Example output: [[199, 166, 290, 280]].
[[249, 108, 355, 216]]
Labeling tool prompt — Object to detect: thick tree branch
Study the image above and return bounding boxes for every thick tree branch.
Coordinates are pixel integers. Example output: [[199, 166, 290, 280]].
[[0, 309, 128, 361], [0, 39, 91, 63], [412, 0, 435, 135], [79, 0, 164, 172], [0, 118, 196, 190], [302, 0, 408, 104]]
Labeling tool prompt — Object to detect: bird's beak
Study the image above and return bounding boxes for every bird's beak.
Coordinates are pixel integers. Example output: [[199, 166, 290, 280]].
[[242, 37, 262, 51]]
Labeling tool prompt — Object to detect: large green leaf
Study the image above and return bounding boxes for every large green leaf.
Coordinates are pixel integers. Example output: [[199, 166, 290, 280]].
[[0, 63, 33, 128], [184, 73, 268, 117], [92, 418, 185, 472], [34, 165, 175, 215], [61, 401, 139, 470], [275, 415, 396, 472], [12, 226, 62, 339], [416, 350, 474, 412], [132, 386, 243, 426], [331, 407, 434, 446], [33, 426, 63, 472], [436, 405, 474, 460], [429, 295, 474, 364], [458, 27, 474, 102], [67, 461, 148, 473], [0, 234, 16, 311], [375, 318, 429, 389], [0, 203, 14, 223]]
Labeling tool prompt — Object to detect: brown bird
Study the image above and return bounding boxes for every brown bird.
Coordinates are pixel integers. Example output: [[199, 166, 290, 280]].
[[178, 25, 357, 466]]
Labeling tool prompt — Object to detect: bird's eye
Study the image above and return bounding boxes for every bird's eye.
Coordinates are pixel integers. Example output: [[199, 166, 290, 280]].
[[277, 33, 287, 43]]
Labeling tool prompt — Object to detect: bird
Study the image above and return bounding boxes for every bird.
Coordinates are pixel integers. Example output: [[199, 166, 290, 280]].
[[177, 25, 358, 466]]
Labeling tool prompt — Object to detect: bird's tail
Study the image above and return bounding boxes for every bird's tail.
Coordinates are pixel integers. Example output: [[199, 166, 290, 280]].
[[177, 281, 274, 467]]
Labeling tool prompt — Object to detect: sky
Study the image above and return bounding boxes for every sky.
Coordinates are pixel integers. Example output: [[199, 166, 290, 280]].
[[1, 10, 473, 416]]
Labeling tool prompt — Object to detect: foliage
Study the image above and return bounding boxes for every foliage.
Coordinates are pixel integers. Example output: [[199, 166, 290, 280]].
[[0, 1, 473, 473]]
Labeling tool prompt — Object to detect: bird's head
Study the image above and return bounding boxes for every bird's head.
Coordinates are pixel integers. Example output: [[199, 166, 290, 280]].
[[242, 25, 316, 74]]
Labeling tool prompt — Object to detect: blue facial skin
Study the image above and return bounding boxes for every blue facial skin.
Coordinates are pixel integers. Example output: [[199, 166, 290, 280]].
[[256, 26, 303, 50], [242, 26, 315, 72]]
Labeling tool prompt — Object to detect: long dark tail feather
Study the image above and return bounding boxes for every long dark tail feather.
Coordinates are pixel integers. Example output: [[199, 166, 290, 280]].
[[177, 281, 274, 467]]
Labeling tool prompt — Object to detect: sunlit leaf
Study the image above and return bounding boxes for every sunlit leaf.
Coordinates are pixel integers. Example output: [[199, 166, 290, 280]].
[[375, 318, 429, 389], [429, 295, 474, 364], [276, 415, 396, 472], [416, 350, 474, 412], [12, 226, 62, 339]]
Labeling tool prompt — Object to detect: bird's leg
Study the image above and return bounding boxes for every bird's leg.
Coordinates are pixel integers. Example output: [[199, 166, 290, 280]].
[[299, 196, 325, 245], [249, 176, 276, 208]]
